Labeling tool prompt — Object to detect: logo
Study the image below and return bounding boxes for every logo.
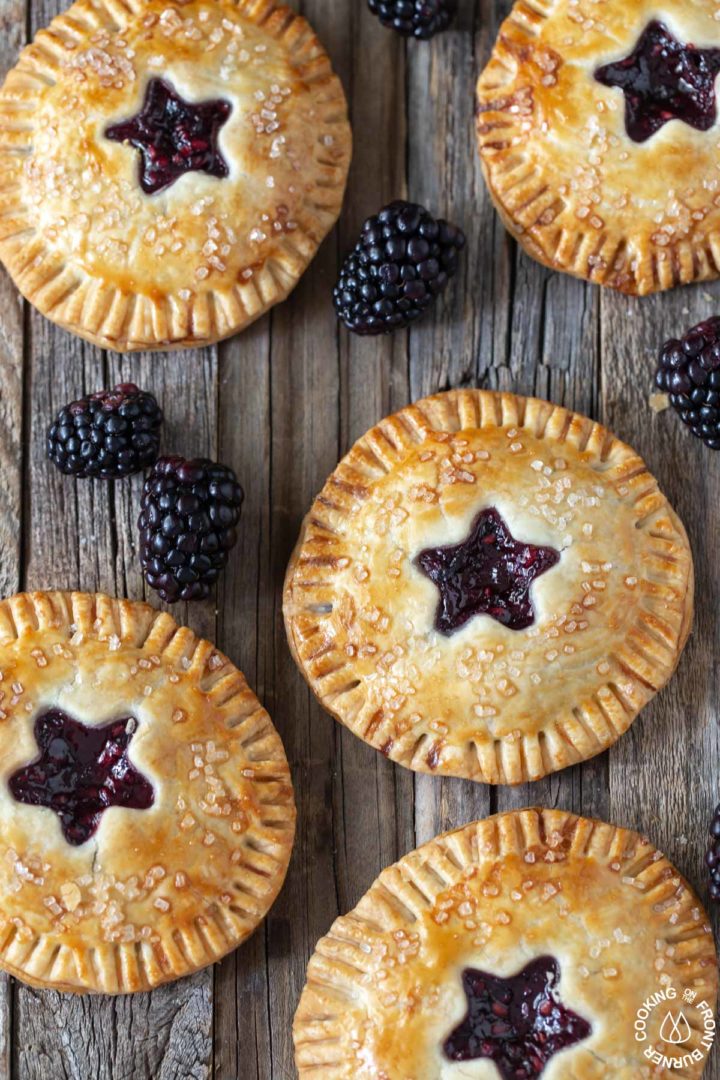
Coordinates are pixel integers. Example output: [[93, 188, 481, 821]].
[[634, 986, 716, 1070], [659, 1011, 692, 1045]]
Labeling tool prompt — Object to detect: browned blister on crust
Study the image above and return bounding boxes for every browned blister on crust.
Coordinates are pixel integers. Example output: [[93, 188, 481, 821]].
[[476, 0, 720, 295], [284, 390, 693, 784], [0, 0, 351, 350], [295, 808, 718, 1078], [0, 591, 295, 993]]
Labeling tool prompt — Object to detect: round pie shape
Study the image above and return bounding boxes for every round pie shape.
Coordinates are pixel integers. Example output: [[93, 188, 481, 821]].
[[294, 808, 718, 1078], [283, 390, 693, 785], [0, 590, 295, 993], [476, 0, 720, 295], [0, 0, 351, 351]]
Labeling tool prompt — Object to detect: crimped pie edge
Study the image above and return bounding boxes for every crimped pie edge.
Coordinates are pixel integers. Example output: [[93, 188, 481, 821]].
[[0, 0, 352, 352], [0, 589, 296, 994], [283, 389, 694, 785], [475, 0, 720, 296], [293, 807, 718, 1078]]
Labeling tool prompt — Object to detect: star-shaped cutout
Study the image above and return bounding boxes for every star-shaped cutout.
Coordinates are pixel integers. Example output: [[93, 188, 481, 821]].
[[595, 21, 720, 143], [414, 507, 559, 635], [105, 78, 232, 195], [443, 957, 592, 1078], [9, 708, 154, 846]]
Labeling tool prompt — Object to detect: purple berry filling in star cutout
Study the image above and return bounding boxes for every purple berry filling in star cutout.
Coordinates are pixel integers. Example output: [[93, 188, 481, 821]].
[[443, 957, 592, 1078], [8, 708, 154, 846], [105, 77, 231, 195], [595, 21, 720, 143], [414, 507, 559, 635]]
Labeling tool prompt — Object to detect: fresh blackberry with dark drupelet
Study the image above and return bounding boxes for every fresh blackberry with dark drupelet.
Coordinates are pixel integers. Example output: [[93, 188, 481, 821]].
[[706, 803, 720, 901], [656, 317, 720, 449], [368, 0, 457, 39], [334, 200, 465, 335], [46, 383, 163, 479], [139, 456, 244, 602]]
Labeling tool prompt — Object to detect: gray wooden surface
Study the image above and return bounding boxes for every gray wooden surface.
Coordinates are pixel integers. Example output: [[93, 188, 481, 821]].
[[0, 0, 718, 1077]]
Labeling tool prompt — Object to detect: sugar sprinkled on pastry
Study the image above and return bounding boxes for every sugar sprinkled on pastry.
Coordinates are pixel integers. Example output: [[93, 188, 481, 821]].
[[476, 1, 720, 295], [295, 809, 718, 1078], [0, 0, 351, 351], [0, 591, 294, 993], [284, 390, 693, 784]]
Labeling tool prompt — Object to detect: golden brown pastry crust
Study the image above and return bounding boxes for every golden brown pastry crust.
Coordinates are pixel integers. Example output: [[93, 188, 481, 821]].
[[283, 390, 693, 785], [0, 0, 351, 351], [476, 0, 720, 295], [294, 808, 718, 1079], [0, 590, 295, 993]]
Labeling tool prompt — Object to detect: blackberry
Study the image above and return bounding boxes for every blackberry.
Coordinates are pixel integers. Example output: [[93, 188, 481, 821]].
[[705, 803, 720, 901], [368, 0, 457, 39], [47, 383, 162, 479], [334, 200, 465, 335], [655, 316, 720, 449], [139, 456, 244, 603]]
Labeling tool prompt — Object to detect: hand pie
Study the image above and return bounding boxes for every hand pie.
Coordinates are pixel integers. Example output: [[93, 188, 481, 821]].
[[295, 808, 718, 1079], [0, 590, 294, 993], [0, 0, 351, 351], [284, 390, 693, 784], [476, 1, 720, 294]]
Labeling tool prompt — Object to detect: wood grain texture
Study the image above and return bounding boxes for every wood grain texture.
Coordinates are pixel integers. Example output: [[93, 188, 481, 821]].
[[0, 0, 25, 1069], [0, 0, 718, 1077], [0, 0, 24, 602]]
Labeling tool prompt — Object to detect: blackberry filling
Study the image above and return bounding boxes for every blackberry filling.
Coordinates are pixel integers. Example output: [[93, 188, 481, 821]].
[[9, 709, 154, 845], [106, 78, 231, 195], [444, 957, 592, 1077], [415, 507, 559, 635], [595, 21, 720, 143]]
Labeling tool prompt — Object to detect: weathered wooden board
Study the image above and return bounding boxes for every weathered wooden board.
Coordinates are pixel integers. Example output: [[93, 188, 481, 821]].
[[0, 0, 718, 1076]]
